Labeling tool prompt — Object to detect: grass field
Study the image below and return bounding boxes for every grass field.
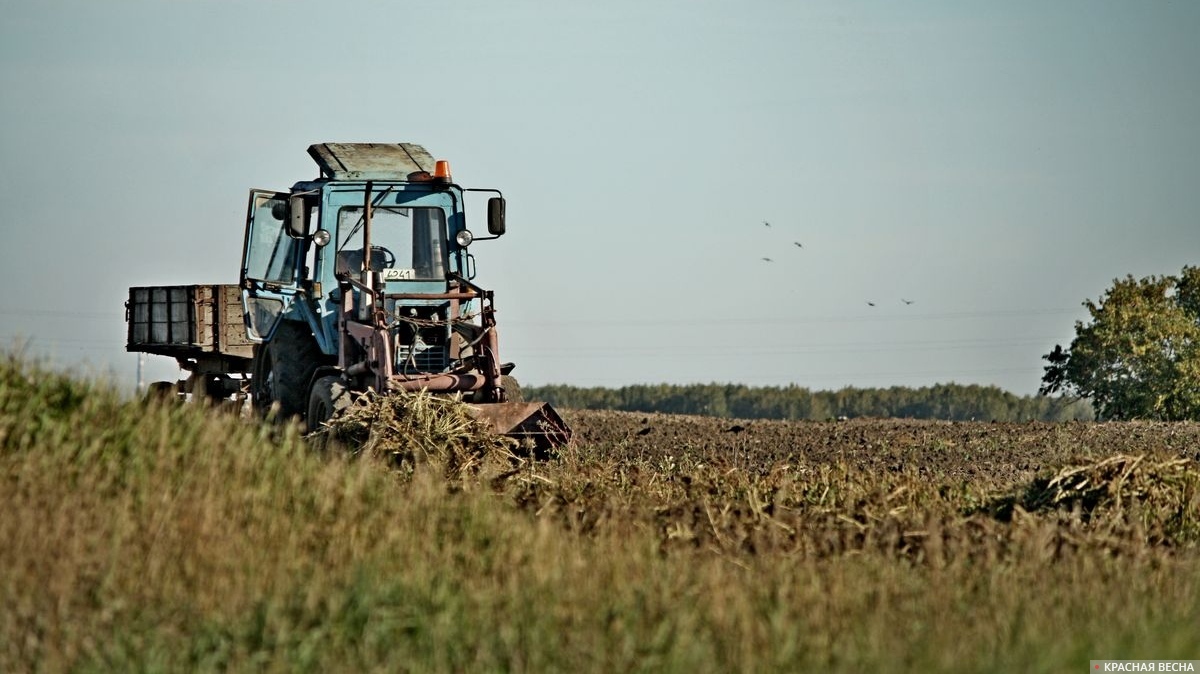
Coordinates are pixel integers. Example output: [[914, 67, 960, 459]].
[[2, 354, 1199, 672]]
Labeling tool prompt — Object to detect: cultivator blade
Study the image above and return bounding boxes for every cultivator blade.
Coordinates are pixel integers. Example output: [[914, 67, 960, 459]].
[[467, 402, 572, 453]]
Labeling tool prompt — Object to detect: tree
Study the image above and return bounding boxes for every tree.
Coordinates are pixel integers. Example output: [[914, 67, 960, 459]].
[[1040, 266, 1200, 420]]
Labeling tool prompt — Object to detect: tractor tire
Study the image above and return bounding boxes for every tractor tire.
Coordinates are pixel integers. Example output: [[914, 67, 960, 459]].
[[307, 375, 352, 433], [250, 320, 322, 421]]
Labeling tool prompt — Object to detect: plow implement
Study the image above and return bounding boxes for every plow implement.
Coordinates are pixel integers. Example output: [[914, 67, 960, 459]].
[[467, 401, 572, 453]]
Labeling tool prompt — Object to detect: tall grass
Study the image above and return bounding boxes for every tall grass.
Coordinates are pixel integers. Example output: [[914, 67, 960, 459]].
[[2, 353, 1198, 672]]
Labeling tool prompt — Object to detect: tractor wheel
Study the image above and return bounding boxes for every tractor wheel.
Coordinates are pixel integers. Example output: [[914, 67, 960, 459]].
[[306, 375, 352, 434], [250, 320, 322, 421]]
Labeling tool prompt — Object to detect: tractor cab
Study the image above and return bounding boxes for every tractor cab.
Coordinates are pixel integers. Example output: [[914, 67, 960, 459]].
[[240, 143, 506, 363]]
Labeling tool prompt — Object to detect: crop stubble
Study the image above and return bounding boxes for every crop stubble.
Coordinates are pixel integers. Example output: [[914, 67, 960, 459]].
[[498, 410, 1200, 563]]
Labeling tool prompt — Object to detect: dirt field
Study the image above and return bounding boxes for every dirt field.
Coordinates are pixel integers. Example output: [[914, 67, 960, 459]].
[[563, 408, 1200, 488], [535, 409, 1200, 563]]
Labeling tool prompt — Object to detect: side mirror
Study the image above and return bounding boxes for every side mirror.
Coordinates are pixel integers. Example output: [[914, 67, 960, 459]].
[[487, 197, 506, 236], [288, 195, 310, 237]]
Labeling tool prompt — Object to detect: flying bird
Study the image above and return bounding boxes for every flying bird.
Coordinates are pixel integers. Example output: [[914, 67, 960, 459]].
[[763, 220, 771, 228], [761, 257, 774, 263], [867, 301, 876, 307], [902, 298, 915, 305], [793, 242, 803, 248]]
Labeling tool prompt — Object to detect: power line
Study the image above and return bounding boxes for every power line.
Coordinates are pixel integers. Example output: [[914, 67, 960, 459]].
[[0, 308, 120, 320], [505, 336, 1065, 359], [522, 366, 1050, 388], [503, 307, 1084, 329], [0, 334, 123, 347]]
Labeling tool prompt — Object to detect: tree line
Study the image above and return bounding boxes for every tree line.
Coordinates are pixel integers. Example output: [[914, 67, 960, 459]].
[[523, 382, 1094, 422]]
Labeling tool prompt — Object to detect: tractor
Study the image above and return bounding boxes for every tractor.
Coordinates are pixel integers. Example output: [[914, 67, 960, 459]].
[[127, 143, 569, 450]]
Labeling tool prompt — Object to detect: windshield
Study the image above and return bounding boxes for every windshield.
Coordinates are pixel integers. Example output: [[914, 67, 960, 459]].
[[335, 206, 447, 281]]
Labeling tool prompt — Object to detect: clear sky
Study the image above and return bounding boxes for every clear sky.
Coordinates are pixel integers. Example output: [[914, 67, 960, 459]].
[[1, 1, 1197, 396]]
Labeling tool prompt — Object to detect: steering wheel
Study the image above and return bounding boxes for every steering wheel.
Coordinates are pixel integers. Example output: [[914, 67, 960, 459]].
[[369, 245, 396, 270]]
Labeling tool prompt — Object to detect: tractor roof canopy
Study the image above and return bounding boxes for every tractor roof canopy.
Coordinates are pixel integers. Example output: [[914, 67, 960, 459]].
[[308, 143, 436, 181]]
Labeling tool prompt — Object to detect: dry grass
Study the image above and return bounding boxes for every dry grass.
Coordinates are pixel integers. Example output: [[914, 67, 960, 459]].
[[2, 354, 1198, 672], [311, 388, 518, 482]]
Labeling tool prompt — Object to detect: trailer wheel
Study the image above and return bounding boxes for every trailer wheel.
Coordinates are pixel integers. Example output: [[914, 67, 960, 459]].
[[251, 320, 321, 421], [307, 375, 351, 433], [145, 380, 179, 403], [187, 373, 233, 405]]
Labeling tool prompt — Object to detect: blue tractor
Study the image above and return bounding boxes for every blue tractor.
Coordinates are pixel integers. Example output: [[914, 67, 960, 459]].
[[128, 143, 570, 449]]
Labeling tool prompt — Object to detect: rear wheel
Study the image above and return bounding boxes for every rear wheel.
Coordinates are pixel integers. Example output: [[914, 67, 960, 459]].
[[307, 375, 352, 433], [250, 320, 322, 421]]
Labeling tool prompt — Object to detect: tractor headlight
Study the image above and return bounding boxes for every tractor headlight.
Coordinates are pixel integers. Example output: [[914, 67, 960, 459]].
[[455, 229, 474, 248], [312, 229, 332, 247]]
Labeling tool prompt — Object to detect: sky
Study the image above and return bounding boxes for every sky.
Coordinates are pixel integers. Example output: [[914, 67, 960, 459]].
[[1, 1, 1197, 396]]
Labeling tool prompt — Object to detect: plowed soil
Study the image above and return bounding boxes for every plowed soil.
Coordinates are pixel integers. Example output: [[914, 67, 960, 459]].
[[561, 409, 1200, 489], [506, 410, 1200, 563]]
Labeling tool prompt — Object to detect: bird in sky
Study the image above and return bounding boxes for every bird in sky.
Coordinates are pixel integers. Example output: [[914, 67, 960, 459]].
[[763, 220, 771, 228], [793, 241, 803, 248], [761, 257, 774, 262], [902, 298, 915, 305], [867, 301, 876, 307]]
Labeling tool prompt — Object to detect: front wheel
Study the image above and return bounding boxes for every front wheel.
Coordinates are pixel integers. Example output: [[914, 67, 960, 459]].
[[500, 374, 523, 403], [307, 375, 352, 433]]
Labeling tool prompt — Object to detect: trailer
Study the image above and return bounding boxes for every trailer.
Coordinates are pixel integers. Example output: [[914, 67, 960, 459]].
[[126, 284, 253, 402]]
